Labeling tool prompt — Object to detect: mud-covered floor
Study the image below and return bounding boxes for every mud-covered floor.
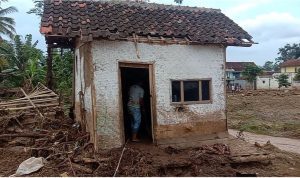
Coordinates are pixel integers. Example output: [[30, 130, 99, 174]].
[[1, 89, 300, 177], [1, 138, 300, 177]]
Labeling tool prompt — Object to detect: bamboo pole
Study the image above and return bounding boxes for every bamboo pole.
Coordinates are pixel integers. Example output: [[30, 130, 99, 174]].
[[20, 87, 45, 120], [0, 98, 58, 107], [5, 103, 59, 111]]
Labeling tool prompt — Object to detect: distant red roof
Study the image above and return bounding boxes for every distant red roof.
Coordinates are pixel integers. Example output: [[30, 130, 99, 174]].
[[279, 59, 300, 67], [226, 62, 256, 71], [258, 71, 275, 77]]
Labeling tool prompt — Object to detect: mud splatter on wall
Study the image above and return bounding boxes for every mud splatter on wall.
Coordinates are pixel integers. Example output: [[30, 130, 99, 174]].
[[75, 40, 227, 149]]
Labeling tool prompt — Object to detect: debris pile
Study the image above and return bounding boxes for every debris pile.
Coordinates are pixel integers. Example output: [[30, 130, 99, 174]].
[[95, 144, 233, 177], [1, 85, 298, 176], [0, 83, 95, 176]]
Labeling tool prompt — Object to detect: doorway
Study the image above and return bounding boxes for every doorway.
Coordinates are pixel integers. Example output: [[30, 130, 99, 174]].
[[120, 64, 153, 143]]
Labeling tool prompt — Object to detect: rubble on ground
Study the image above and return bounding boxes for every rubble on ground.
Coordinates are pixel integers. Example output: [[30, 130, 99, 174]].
[[1, 85, 300, 176], [0, 84, 92, 176]]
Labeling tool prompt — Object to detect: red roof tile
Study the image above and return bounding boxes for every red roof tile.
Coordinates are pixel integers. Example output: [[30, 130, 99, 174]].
[[279, 59, 300, 67], [40, 0, 253, 46], [226, 62, 256, 71]]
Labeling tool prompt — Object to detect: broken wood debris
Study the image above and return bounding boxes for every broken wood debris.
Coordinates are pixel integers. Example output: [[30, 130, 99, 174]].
[[230, 153, 275, 163], [0, 84, 100, 176], [0, 82, 59, 112]]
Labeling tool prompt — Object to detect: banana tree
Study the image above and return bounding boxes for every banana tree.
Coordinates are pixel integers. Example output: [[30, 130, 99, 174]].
[[0, 34, 45, 87]]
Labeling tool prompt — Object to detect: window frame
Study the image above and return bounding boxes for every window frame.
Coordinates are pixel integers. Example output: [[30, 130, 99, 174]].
[[170, 78, 212, 105]]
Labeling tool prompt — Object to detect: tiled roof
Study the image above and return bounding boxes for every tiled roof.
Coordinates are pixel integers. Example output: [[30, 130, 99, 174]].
[[279, 59, 300, 67], [40, 0, 253, 46], [258, 71, 275, 77], [226, 62, 256, 71]]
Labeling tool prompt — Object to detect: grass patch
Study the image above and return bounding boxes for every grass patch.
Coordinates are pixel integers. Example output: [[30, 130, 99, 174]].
[[232, 119, 271, 135], [229, 117, 300, 138]]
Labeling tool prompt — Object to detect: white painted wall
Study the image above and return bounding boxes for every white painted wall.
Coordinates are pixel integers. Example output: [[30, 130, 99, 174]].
[[257, 76, 279, 89], [257, 73, 300, 90], [89, 40, 226, 148]]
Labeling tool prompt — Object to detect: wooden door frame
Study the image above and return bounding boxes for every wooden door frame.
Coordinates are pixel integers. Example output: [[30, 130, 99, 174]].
[[118, 61, 157, 144]]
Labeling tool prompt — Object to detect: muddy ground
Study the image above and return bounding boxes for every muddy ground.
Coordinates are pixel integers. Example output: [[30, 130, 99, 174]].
[[1, 89, 300, 176], [1, 139, 300, 177], [228, 89, 300, 139]]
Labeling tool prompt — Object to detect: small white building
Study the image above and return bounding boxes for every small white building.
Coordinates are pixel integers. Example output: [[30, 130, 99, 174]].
[[256, 72, 280, 90], [41, 1, 254, 150]]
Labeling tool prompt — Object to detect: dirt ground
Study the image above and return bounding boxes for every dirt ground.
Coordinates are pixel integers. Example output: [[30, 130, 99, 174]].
[[1, 89, 300, 176], [1, 138, 300, 177], [227, 89, 300, 139]]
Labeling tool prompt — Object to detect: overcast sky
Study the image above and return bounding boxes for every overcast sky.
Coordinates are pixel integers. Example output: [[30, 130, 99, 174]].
[[3, 0, 300, 66]]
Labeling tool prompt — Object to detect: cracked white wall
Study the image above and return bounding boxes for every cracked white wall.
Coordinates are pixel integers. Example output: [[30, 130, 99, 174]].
[[74, 44, 95, 144], [89, 40, 226, 149]]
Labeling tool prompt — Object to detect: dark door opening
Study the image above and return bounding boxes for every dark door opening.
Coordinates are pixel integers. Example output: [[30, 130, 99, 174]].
[[120, 67, 153, 142]]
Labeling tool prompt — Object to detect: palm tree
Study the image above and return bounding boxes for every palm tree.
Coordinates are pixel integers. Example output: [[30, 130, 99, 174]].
[[174, 0, 183, 4], [0, 0, 17, 39]]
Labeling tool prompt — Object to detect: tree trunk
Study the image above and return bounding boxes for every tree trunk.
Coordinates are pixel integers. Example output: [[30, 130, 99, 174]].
[[46, 46, 53, 89]]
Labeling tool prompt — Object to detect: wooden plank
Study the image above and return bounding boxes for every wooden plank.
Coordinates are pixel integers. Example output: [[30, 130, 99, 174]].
[[0, 100, 30, 106], [0, 93, 57, 105], [20, 88, 45, 120], [180, 81, 184, 104], [199, 81, 202, 101], [0, 98, 58, 107], [149, 64, 156, 143], [4, 103, 59, 111], [29, 90, 53, 96]]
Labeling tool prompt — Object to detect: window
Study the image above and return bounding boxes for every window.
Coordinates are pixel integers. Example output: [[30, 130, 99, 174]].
[[171, 79, 211, 104]]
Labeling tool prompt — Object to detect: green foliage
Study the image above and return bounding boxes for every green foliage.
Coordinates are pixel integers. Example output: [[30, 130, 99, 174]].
[[0, 34, 45, 87], [27, 0, 43, 17], [262, 61, 274, 71], [0, 33, 74, 104], [276, 73, 291, 88], [174, 0, 183, 4], [273, 63, 280, 72], [276, 43, 300, 63], [241, 64, 263, 83], [0, 0, 17, 39], [0, 58, 7, 71], [294, 68, 300, 81], [52, 50, 73, 101]]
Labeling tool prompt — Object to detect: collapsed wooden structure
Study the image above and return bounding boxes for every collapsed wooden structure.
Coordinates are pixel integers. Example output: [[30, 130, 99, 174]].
[[0, 83, 59, 119]]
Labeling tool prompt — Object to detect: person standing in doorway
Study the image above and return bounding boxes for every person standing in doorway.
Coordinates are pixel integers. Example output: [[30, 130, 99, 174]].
[[231, 84, 235, 94], [128, 81, 144, 142]]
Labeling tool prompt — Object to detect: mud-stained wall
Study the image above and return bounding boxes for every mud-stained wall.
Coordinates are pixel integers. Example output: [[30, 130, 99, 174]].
[[74, 42, 96, 145], [91, 40, 226, 149]]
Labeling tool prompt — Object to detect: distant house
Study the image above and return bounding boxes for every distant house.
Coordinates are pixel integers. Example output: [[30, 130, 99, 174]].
[[280, 59, 300, 88], [257, 59, 300, 90], [280, 59, 300, 73], [40, 1, 254, 150], [226, 62, 256, 90]]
